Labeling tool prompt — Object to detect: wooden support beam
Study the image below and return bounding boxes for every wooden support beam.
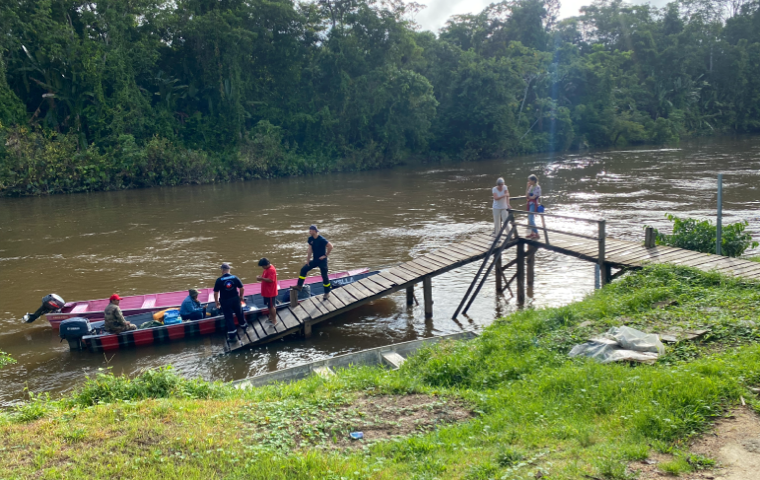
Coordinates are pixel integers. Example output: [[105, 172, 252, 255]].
[[644, 227, 655, 248], [527, 245, 536, 299], [423, 277, 433, 318], [302, 321, 312, 338], [495, 254, 503, 293], [517, 241, 525, 308], [406, 285, 415, 306], [598, 220, 607, 287]]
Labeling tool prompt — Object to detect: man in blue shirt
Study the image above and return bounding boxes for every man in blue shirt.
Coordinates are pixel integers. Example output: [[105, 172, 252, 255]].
[[179, 288, 206, 321], [213, 263, 247, 342]]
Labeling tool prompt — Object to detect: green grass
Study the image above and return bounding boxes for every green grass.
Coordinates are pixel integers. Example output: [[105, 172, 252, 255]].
[[2, 265, 760, 479], [749, 256, 760, 263]]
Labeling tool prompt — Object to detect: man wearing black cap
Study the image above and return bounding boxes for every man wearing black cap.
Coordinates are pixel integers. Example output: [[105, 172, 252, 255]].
[[294, 225, 333, 300], [213, 263, 247, 342]]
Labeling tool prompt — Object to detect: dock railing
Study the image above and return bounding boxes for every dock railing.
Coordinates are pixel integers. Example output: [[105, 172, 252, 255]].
[[505, 202, 608, 286]]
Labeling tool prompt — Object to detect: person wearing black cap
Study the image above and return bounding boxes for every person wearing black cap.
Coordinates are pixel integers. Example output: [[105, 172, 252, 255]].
[[213, 263, 247, 342], [293, 225, 333, 300]]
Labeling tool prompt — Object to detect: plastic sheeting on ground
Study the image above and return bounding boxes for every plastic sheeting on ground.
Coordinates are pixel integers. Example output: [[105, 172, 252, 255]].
[[568, 326, 665, 364]]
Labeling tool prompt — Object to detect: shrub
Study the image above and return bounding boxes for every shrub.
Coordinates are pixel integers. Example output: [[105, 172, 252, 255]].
[[0, 350, 14, 369], [650, 214, 758, 257], [66, 366, 231, 406]]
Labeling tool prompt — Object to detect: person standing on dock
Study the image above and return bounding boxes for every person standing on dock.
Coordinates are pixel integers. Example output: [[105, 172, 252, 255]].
[[526, 174, 542, 239], [103, 294, 137, 334], [492, 177, 511, 235], [293, 225, 333, 300], [214, 263, 248, 342], [257, 258, 278, 326]]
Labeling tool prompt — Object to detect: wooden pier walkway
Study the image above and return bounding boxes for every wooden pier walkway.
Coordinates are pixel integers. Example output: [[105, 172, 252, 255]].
[[527, 232, 760, 281], [226, 229, 517, 353], [226, 211, 760, 354]]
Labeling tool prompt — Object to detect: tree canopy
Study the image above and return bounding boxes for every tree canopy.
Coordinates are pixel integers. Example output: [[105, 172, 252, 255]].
[[1, 0, 759, 195]]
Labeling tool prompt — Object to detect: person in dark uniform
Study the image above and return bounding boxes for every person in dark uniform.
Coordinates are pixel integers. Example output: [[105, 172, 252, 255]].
[[213, 263, 247, 342], [294, 225, 333, 300]]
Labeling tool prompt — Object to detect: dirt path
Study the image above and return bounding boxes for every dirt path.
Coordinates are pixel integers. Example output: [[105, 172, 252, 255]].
[[633, 407, 760, 480]]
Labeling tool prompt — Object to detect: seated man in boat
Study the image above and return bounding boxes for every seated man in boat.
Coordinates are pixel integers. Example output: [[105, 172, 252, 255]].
[[104, 294, 137, 334], [179, 288, 206, 321]]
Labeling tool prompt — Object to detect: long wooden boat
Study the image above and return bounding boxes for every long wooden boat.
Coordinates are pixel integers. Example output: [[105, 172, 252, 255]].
[[68, 270, 379, 353], [44, 268, 368, 329]]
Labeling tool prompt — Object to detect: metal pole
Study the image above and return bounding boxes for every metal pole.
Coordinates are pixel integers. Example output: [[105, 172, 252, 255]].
[[716, 173, 723, 256], [598, 220, 607, 287]]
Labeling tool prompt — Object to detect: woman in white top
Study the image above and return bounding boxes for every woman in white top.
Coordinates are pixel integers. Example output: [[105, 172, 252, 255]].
[[492, 177, 511, 235]]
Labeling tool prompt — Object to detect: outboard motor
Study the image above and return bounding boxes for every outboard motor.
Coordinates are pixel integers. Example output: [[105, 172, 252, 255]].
[[23, 294, 66, 323], [59, 317, 92, 351]]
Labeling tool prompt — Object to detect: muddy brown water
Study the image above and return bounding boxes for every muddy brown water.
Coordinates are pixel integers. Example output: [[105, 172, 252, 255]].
[[1, 136, 758, 406]]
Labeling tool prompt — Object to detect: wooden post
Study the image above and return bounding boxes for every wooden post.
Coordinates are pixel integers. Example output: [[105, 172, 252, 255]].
[[406, 285, 415, 306], [527, 245, 535, 299], [716, 173, 723, 255], [644, 227, 655, 248], [516, 241, 525, 308], [302, 321, 312, 339], [495, 253, 503, 293], [423, 277, 433, 318], [598, 220, 607, 287]]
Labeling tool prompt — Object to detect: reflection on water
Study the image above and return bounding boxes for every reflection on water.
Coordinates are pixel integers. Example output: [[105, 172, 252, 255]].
[[1, 136, 759, 405]]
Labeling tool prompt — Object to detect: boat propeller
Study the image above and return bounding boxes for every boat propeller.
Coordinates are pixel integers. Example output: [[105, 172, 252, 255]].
[[23, 294, 66, 323]]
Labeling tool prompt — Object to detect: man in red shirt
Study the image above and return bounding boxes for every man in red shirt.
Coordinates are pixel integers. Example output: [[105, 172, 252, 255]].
[[257, 258, 278, 325]]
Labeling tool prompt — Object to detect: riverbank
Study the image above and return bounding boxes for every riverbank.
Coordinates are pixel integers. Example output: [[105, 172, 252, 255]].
[[2, 265, 760, 479]]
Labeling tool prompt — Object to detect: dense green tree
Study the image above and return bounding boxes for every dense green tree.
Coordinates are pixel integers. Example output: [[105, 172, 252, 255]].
[[1, 0, 759, 195]]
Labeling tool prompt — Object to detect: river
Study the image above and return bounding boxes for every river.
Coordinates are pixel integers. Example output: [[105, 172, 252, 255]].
[[1, 136, 758, 406]]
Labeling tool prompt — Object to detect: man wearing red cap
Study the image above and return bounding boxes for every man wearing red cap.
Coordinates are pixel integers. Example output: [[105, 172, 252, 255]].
[[104, 294, 137, 334]]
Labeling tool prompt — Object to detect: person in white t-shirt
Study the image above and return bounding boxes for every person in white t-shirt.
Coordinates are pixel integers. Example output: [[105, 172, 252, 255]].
[[492, 177, 511, 235]]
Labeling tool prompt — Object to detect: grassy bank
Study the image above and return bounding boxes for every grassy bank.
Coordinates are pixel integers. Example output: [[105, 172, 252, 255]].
[[2, 265, 760, 479]]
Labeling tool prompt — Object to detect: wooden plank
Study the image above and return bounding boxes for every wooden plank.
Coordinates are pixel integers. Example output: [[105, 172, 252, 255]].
[[240, 321, 260, 341], [416, 255, 449, 270], [425, 251, 458, 267], [291, 305, 311, 323], [668, 253, 723, 268], [332, 287, 358, 306], [377, 271, 407, 286], [443, 243, 482, 256], [311, 296, 333, 316], [411, 257, 441, 271], [300, 297, 323, 319], [617, 247, 704, 266], [387, 267, 417, 282], [277, 308, 301, 329], [353, 279, 383, 296], [366, 274, 394, 290], [343, 283, 374, 301], [322, 292, 346, 312], [399, 262, 428, 277], [406, 259, 438, 274], [431, 246, 471, 260]]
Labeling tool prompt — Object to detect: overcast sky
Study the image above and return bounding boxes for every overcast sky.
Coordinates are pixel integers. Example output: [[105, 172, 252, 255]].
[[413, 0, 671, 32]]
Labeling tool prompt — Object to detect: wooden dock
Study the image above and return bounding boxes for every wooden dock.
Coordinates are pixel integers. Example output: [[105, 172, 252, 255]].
[[226, 229, 517, 353], [227, 209, 760, 354], [526, 232, 760, 281]]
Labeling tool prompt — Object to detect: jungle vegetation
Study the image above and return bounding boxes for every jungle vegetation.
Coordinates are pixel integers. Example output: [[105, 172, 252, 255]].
[[1, 0, 759, 195]]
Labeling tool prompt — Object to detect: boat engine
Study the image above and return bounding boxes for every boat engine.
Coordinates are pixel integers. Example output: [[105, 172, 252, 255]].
[[23, 294, 66, 323], [59, 317, 92, 351]]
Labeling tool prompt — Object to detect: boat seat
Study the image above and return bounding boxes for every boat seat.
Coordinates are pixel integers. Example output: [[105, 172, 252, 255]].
[[71, 303, 89, 313], [141, 296, 157, 309]]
